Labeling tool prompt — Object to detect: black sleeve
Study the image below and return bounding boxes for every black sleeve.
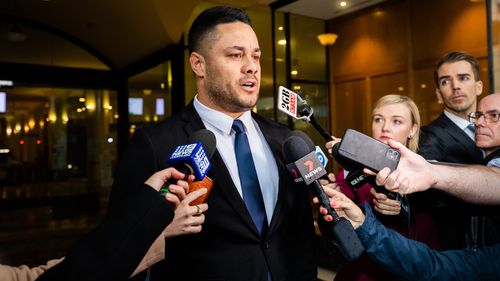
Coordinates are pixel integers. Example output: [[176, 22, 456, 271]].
[[37, 183, 174, 281]]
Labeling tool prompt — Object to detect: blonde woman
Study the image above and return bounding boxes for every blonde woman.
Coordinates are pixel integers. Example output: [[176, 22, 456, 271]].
[[329, 95, 440, 281]]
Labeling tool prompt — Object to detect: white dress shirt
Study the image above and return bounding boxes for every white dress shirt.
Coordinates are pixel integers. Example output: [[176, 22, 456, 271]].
[[193, 96, 279, 223], [444, 110, 475, 140]]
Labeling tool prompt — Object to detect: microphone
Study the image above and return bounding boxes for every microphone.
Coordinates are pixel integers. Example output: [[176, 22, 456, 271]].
[[282, 133, 364, 261], [277, 86, 332, 141], [160, 129, 216, 195]]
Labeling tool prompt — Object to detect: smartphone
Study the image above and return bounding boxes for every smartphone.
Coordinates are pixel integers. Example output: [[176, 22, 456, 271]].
[[338, 129, 400, 172]]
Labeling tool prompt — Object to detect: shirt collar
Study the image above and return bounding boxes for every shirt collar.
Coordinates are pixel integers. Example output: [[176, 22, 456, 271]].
[[193, 95, 253, 135], [443, 110, 472, 130]]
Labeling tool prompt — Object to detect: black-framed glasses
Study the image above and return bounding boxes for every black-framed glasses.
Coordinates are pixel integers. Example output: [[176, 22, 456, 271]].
[[468, 111, 500, 123]]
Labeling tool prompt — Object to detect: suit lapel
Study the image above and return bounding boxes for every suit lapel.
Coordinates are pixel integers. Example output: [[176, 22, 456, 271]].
[[182, 103, 262, 237], [437, 114, 483, 162]]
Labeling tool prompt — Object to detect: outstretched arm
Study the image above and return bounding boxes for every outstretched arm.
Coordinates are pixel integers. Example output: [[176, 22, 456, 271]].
[[367, 139, 500, 205], [319, 187, 500, 281]]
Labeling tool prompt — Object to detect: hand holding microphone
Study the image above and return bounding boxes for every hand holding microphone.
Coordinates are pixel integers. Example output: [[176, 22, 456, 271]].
[[282, 131, 364, 261], [161, 129, 216, 205]]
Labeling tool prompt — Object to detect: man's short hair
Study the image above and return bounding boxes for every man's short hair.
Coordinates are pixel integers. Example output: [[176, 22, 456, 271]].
[[434, 51, 481, 86], [188, 6, 252, 54]]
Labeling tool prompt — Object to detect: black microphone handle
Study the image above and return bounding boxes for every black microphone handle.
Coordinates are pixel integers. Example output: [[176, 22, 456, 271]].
[[310, 180, 364, 261], [311, 180, 341, 223], [330, 217, 365, 261], [308, 114, 333, 141]]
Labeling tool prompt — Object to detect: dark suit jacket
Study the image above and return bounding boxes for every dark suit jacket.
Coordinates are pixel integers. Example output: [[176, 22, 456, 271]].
[[418, 113, 484, 250], [108, 102, 317, 281], [418, 113, 483, 164]]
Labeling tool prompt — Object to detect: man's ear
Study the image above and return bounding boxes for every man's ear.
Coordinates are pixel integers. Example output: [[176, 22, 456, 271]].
[[475, 80, 483, 97], [189, 52, 205, 78], [435, 88, 443, 103]]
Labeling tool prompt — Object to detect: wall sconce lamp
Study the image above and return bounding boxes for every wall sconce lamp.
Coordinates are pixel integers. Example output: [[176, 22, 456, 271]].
[[317, 33, 338, 46]]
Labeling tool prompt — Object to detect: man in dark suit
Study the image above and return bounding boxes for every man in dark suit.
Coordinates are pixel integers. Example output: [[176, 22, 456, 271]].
[[418, 51, 484, 250], [108, 6, 317, 281]]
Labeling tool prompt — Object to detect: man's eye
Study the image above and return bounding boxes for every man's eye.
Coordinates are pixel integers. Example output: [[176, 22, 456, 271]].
[[229, 54, 242, 58], [441, 79, 449, 86]]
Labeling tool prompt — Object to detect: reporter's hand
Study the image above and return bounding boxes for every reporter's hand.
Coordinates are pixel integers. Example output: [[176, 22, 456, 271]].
[[163, 188, 208, 238], [325, 136, 341, 155], [313, 185, 365, 229], [318, 173, 339, 192], [364, 139, 436, 195], [144, 167, 195, 207], [370, 187, 401, 216]]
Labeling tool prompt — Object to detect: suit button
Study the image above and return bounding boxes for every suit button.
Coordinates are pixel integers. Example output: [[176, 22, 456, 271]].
[[265, 242, 270, 249]]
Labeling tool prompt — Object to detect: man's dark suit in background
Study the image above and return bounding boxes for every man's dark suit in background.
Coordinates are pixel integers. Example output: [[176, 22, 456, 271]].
[[419, 113, 483, 164], [418, 114, 483, 250], [108, 103, 316, 281]]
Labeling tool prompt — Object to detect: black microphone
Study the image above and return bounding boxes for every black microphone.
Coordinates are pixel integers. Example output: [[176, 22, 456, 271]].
[[160, 129, 216, 194], [282, 134, 364, 261]]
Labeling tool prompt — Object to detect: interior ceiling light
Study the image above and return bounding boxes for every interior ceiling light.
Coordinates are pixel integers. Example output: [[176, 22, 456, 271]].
[[6, 25, 27, 42], [317, 33, 338, 46], [340, 1, 348, 7]]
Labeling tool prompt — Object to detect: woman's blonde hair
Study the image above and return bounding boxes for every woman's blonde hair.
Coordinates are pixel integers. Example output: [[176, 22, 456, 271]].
[[373, 94, 421, 153]]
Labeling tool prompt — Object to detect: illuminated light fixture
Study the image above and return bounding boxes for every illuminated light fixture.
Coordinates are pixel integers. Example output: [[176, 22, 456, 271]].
[[143, 89, 152, 95], [278, 26, 284, 31], [420, 84, 427, 89], [6, 25, 27, 42], [36, 139, 42, 145], [340, 1, 347, 7], [79, 97, 85, 102], [76, 108, 82, 113], [161, 82, 165, 89], [0, 148, 10, 154], [0, 80, 14, 87], [23, 124, 29, 133], [291, 70, 299, 76], [39, 119, 45, 128], [278, 39, 287, 46], [114, 114, 119, 119], [19, 139, 25, 145], [67, 164, 73, 169], [28, 118, 36, 129], [86, 104, 95, 111], [6, 126, 12, 136], [104, 105, 113, 111], [397, 86, 404, 92], [107, 137, 114, 143], [317, 33, 338, 46], [293, 85, 302, 91]]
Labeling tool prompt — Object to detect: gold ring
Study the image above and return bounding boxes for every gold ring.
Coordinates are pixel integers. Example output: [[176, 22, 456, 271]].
[[195, 205, 202, 215]]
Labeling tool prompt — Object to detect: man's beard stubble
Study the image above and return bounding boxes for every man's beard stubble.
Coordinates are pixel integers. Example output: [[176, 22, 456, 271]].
[[205, 71, 258, 114]]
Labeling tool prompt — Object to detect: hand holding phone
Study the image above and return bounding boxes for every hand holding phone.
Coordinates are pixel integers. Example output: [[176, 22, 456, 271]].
[[337, 129, 400, 172]]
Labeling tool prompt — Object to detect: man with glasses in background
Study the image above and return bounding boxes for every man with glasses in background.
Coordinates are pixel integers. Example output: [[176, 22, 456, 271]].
[[466, 93, 500, 247]]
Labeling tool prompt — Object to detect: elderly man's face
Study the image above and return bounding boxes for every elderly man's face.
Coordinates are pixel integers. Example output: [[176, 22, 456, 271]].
[[474, 93, 500, 155]]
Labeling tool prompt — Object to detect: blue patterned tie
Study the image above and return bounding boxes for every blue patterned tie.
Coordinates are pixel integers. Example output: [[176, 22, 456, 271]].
[[232, 120, 268, 235]]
